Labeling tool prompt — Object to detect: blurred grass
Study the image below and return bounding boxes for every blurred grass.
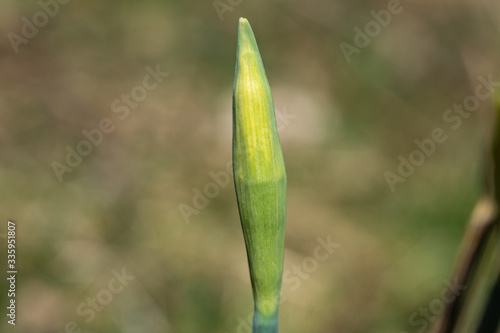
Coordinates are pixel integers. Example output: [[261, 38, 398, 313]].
[[1, 0, 500, 332]]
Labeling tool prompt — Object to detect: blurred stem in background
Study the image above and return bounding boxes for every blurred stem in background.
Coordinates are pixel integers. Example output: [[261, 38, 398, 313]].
[[232, 18, 287, 333], [432, 95, 500, 333]]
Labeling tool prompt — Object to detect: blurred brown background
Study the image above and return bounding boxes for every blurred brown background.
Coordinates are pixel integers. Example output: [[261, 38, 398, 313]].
[[1, 0, 500, 332]]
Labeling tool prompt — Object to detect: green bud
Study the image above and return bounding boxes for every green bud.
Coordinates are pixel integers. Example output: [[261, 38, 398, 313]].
[[232, 17, 286, 333]]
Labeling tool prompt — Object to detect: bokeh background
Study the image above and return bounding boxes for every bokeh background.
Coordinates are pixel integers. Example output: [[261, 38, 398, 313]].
[[1, 0, 500, 332]]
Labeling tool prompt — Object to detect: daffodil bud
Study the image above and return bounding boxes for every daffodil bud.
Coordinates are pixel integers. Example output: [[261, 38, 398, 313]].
[[232, 17, 286, 333]]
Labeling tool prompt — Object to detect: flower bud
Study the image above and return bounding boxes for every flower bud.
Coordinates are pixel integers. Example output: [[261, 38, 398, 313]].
[[232, 17, 286, 331]]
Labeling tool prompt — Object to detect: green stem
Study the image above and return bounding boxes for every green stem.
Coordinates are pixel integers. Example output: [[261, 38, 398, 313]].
[[252, 310, 278, 333]]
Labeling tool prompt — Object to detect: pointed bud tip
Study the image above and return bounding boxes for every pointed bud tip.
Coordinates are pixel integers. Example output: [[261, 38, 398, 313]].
[[237, 17, 252, 39], [236, 17, 260, 66]]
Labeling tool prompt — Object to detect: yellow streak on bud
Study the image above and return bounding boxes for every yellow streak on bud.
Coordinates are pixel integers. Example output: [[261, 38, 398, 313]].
[[233, 18, 285, 183]]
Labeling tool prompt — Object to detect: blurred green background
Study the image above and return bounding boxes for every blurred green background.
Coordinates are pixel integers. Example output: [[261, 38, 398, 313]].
[[1, 0, 500, 332]]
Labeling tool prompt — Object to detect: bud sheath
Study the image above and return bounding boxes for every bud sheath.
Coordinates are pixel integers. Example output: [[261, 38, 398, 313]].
[[232, 18, 287, 333]]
